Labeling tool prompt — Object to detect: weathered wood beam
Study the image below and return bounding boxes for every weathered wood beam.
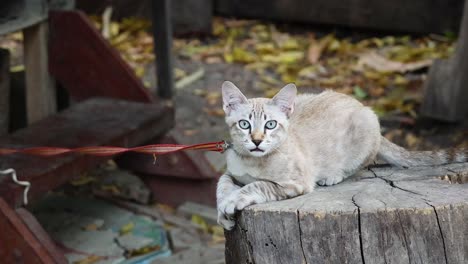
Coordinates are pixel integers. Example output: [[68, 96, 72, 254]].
[[0, 0, 48, 35], [215, 0, 464, 34], [15, 208, 68, 263], [225, 163, 468, 264], [0, 198, 62, 263], [421, 1, 468, 121], [23, 21, 57, 124]]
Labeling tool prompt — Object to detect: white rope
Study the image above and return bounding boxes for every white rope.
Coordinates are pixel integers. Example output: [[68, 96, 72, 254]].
[[0, 168, 30, 205]]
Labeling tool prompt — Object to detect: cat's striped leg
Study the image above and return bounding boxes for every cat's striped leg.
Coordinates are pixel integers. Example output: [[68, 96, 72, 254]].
[[216, 174, 241, 230], [218, 180, 305, 230]]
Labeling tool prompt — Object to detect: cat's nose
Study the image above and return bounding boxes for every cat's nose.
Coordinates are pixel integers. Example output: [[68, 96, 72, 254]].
[[252, 140, 262, 146]]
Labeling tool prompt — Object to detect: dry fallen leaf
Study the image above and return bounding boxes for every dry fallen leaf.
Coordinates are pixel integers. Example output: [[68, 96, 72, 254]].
[[306, 35, 328, 64], [205, 91, 221, 105], [82, 223, 99, 231], [307, 43, 322, 64], [231, 47, 257, 63], [70, 175, 95, 186], [193, 88, 208, 97], [261, 51, 304, 64], [255, 43, 275, 54], [204, 56, 223, 64], [204, 108, 225, 117], [191, 214, 209, 233], [175, 68, 205, 90], [120, 222, 135, 235], [100, 185, 120, 194], [368, 87, 385, 97], [357, 52, 432, 73], [405, 133, 420, 148], [174, 68, 187, 79], [183, 129, 199, 136]]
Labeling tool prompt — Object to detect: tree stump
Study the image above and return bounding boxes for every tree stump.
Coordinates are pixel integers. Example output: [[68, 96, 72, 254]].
[[225, 163, 468, 264]]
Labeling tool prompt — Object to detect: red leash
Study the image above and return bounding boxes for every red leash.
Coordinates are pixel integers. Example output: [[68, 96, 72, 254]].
[[0, 141, 230, 205], [0, 141, 230, 157]]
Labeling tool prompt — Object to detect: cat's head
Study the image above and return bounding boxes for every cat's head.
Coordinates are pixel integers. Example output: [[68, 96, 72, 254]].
[[222, 81, 296, 157]]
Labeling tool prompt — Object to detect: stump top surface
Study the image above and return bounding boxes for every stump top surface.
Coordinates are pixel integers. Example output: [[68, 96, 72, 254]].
[[227, 163, 468, 264], [248, 162, 468, 214]]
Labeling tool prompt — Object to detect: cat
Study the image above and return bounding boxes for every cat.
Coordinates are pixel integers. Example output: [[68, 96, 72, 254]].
[[216, 81, 467, 230]]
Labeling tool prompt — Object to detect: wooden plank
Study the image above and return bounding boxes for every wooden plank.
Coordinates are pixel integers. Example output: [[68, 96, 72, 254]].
[[421, 0, 468, 121], [215, 0, 464, 34], [0, 48, 10, 135], [23, 21, 57, 124], [225, 163, 468, 264], [0, 98, 173, 208], [0, 0, 48, 35], [0, 198, 56, 263], [48, 11, 153, 103]]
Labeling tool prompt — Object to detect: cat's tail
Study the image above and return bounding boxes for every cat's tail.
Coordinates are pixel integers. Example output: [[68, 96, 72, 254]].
[[377, 136, 467, 167]]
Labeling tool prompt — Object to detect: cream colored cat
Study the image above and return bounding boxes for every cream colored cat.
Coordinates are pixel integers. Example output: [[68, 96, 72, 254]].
[[217, 81, 467, 230]]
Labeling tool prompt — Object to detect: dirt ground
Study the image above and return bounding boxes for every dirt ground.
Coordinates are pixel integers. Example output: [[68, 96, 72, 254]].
[[146, 57, 468, 152], [143, 18, 468, 152]]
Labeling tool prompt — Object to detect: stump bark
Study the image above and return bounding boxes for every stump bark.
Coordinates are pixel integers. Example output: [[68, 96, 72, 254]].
[[225, 163, 468, 264]]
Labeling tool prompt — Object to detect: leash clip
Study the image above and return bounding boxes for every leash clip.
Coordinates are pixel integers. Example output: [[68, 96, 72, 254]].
[[218, 141, 231, 153]]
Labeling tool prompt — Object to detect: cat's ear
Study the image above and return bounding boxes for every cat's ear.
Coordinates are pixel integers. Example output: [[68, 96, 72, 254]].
[[222, 81, 248, 115], [272, 83, 297, 116]]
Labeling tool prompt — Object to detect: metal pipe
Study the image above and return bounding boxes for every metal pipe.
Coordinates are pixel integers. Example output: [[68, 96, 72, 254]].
[[151, 0, 174, 99]]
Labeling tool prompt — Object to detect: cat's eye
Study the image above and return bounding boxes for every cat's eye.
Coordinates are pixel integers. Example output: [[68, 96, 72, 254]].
[[265, 120, 277, 129], [238, 120, 251, 130]]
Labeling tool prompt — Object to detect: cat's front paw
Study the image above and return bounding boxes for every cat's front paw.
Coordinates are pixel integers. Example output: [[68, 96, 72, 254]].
[[217, 191, 263, 230], [217, 192, 239, 220], [217, 196, 238, 230], [220, 191, 260, 215], [317, 175, 345, 186], [217, 211, 235, 230]]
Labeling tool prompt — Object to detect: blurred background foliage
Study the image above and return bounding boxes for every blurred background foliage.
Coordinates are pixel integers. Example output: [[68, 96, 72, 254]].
[[88, 16, 456, 119]]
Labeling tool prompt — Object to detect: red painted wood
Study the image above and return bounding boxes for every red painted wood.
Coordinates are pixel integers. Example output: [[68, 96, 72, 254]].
[[48, 10, 153, 103], [0, 98, 173, 208], [47, 10, 220, 191], [16, 208, 68, 263], [0, 198, 56, 263]]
